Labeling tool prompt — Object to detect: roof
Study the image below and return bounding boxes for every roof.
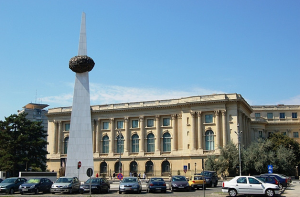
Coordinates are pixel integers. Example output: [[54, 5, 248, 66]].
[[23, 103, 49, 110]]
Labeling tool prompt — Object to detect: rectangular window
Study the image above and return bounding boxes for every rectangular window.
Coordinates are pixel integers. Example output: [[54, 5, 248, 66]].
[[205, 114, 213, 123], [132, 120, 139, 128], [117, 121, 124, 129], [280, 113, 285, 119], [103, 122, 109, 130], [259, 131, 262, 137], [163, 118, 170, 126], [293, 132, 299, 138], [267, 113, 273, 119], [292, 112, 298, 119], [65, 123, 70, 131], [282, 132, 287, 136], [147, 119, 154, 127], [255, 113, 260, 118]]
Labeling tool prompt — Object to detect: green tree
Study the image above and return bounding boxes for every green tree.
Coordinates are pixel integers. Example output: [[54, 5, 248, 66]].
[[0, 113, 48, 176], [217, 141, 239, 176], [205, 154, 218, 171]]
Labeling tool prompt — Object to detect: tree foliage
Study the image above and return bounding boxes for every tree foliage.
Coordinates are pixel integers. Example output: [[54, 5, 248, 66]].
[[217, 141, 239, 176], [0, 113, 48, 176]]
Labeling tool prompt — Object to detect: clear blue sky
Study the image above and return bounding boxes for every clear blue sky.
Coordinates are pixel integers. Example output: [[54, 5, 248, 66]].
[[1, 0, 299, 121]]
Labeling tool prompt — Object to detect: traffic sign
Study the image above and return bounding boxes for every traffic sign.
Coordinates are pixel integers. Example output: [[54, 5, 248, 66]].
[[183, 165, 187, 173], [117, 173, 123, 180], [268, 165, 273, 173], [87, 168, 93, 177]]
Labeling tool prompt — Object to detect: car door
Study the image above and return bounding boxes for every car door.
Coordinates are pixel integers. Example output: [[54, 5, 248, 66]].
[[248, 177, 264, 194], [235, 177, 249, 194]]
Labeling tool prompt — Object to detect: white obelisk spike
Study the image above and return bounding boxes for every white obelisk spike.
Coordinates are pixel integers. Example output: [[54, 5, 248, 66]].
[[78, 12, 87, 56]]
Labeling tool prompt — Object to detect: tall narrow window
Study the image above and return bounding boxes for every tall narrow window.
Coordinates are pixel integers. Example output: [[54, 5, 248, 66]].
[[267, 113, 273, 119], [147, 133, 155, 152], [117, 121, 124, 129], [293, 132, 299, 138], [255, 113, 260, 118], [117, 135, 124, 153], [280, 113, 285, 119], [64, 137, 69, 154], [103, 122, 109, 129], [205, 114, 213, 123], [163, 132, 171, 152], [100, 162, 107, 174], [163, 118, 170, 126], [102, 136, 109, 153], [65, 123, 70, 131], [147, 119, 154, 127], [132, 120, 139, 128], [292, 112, 298, 119], [132, 134, 139, 153], [205, 130, 214, 150]]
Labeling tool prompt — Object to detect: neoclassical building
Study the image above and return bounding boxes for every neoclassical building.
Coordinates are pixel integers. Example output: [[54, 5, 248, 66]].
[[46, 93, 300, 178], [47, 93, 254, 177]]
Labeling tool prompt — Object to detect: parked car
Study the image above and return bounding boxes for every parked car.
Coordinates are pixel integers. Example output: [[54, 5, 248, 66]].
[[0, 177, 27, 194], [146, 177, 167, 193], [196, 170, 218, 187], [222, 176, 280, 197], [50, 177, 80, 194], [19, 177, 53, 194], [261, 173, 290, 189], [188, 175, 206, 190], [171, 175, 190, 192], [254, 175, 281, 189], [119, 177, 142, 194], [79, 177, 110, 194], [0, 179, 3, 183]]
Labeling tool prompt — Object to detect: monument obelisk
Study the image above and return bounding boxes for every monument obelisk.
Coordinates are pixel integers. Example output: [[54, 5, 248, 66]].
[[66, 12, 95, 181]]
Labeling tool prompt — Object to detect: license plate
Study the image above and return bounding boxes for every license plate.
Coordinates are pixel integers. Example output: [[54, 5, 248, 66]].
[[134, 189, 137, 191], [156, 188, 161, 189], [179, 186, 184, 188], [22, 189, 28, 191]]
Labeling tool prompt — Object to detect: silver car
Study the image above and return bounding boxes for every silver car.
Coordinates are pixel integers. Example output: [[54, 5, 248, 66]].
[[119, 177, 142, 194], [50, 177, 80, 194]]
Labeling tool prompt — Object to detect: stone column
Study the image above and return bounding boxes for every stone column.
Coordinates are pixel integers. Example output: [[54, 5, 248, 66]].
[[96, 119, 100, 153], [92, 120, 96, 153], [171, 114, 177, 151], [197, 111, 203, 149], [109, 118, 115, 154], [190, 112, 196, 150], [139, 116, 145, 152], [124, 117, 129, 153], [222, 110, 227, 147], [53, 121, 58, 154], [215, 110, 220, 149], [155, 115, 160, 152], [57, 121, 62, 154]]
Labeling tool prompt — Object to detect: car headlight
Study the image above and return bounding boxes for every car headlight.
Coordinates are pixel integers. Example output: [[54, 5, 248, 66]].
[[186, 183, 189, 187], [206, 179, 210, 182], [51, 185, 55, 188], [91, 186, 97, 188], [63, 184, 72, 188], [172, 183, 177, 187], [132, 185, 138, 188], [30, 185, 36, 189], [19, 185, 22, 189], [80, 186, 84, 189], [120, 185, 125, 189]]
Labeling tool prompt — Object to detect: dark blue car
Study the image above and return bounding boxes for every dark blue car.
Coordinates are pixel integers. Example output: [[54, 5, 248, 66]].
[[19, 178, 53, 194], [261, 173, 289, 189], [254, 175, 280, 188], [146, 177, 167, 193]]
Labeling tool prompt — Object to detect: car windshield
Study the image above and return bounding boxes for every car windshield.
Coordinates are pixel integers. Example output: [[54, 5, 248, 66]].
[[200, 171, 212, 176], [122, 178, 137, 183], [150, 178, 164, 182], [85, 179, 100, 184], [27, 179, 41, 184], [256, 177, 266, 182], [2, 179, 17, 183], [194, 176, 204, 180], [172, 176, 186, 181], [56, 178, 73, 183]]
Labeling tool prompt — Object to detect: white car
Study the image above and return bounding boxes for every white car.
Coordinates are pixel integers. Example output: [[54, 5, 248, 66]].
[[222, 176, 280, 197]]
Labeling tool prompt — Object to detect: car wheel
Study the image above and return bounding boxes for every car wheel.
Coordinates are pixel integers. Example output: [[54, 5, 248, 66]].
[[20, 192, 24, 195], [163, 190, 166, 193], [9, 188, 14, 194], [69, 188, 73, 194], [80, 190, 84, 194], [52, 192, 55, 194], [229, 189, 237, 197], [35, 188, 39, 194], [119, 191, 122, 194], [107, 187, 110, 193], [171, 187, 173, 192], [214, 181, 218, 187], [266, 189, 275, 197]]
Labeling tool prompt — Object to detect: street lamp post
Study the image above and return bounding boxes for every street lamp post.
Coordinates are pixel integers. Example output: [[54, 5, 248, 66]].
[[116, 130, 123, 173], [195, 163, 196, 175], [235, 124, 242, 176]]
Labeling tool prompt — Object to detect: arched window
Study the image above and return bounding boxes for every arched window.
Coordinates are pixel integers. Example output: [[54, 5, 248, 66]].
[[132, 134, 139, 153], [130, 161, 138, 173], [63, 137, 69, 154], [145, 160, 153, 174], [163, 132, 171, 152], [117, 135, 124, 153], [102, 136, 109, 153], [115, 162, 122, 173], [205, 130, 214, 150], [100, 162, 107, 174], [161, 160, 170, 175], [147, 133, 155, 152]]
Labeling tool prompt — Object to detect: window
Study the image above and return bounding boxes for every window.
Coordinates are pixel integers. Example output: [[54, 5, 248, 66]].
[[102, 122, 109, 129], [64, 137, 69, 154], [267, 113, 273, 119], [248, 178, 260, 184], [163, 132, 171, 152], [117, 121, 124, 129], [132, 134, 139, 153], [259, 131, 263, 137], [132, 120, 139, 128], [205, 114, 213, 123], [293, 132, 299, 138], [163, 118, 170, 126], [147, 119, 154, 127], [100, 162, 107, 174], [145, 161, 153, 174], [255, 113, 260, 118], [205, 130, 214, 150], [237, 177, 247, 184], [117, 135, 124, 153], [147, 133, 155, 152], [102, 136, 109, 153], [282, 132, 287, 136], [162, 161, 170, 173], [65, 123, 70, 131], [292, 112, 298, 119], [280, 113, 285, 119]]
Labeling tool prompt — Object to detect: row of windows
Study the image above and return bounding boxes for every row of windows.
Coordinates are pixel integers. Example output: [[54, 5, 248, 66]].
[[63, 130, 215, 154], [258, 131, 299, 138], [255, 112, 298, 119]]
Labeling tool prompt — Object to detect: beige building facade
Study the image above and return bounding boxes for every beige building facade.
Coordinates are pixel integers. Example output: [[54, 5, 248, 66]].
[[47, 93, 255, 178]]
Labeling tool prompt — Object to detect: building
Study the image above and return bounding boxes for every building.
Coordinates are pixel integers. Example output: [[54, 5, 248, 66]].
[[46, 93, 255, 177]]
